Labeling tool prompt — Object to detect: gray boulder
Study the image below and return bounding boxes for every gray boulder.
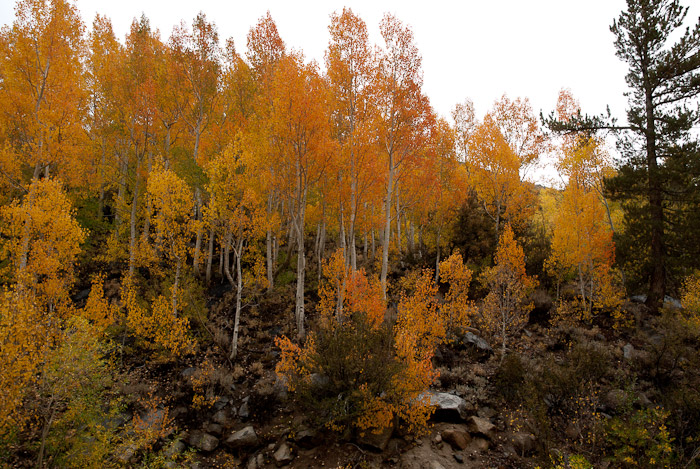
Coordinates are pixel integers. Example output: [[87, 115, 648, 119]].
[[422, 391, 469, 421], [225, 426, 259, 449], [512, 432, 536, 455], [292, 426, 320, 449], [466, 416, 496, 439], [357, 424, 394, 451], [273, 442, 294, 466], [188, 430, 219, 452], [462, 332, 493, 358], [441, 427, 471, 450], [239, 396, 250, 419]]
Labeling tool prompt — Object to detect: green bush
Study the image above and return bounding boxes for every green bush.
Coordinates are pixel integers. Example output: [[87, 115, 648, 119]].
[[605, 405, 674, 468], [292, 311, 404, 433], [494, 353, 526, 402]]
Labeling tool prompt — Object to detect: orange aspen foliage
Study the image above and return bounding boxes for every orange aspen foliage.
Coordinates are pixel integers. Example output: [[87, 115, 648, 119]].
[[467, 117, 525, 237], [375, 13, 432, 297], [170, 12, 220, 163], [268, 52, 332, 338], [317, 249, 385, 330], [466, 96, 544, 238], [480, 225, 537, 356], [277, 249, 472, 435], [0, 0, 87, 186], [326, 7, 377, 271]]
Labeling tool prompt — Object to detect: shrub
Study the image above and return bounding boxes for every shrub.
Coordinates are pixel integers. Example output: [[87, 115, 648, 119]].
[[494, 353, 526, 402], [275, 251, 442, 436], [605, 406, 674, 468]]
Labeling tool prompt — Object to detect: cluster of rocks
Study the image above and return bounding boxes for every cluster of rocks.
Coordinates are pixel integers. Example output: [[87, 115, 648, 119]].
[[416, 391, 537, 467]]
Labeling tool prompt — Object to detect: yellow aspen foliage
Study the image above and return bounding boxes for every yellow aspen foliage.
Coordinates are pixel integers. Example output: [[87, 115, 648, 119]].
[[81, 274, 119, 335], [122, 277, 194, 357], [0, 287, 46, 442], [1, 178, 86, 314], [481, 225, 537, 355], [274, 334, 317, 393], [438, 251, 477, 335], [205, 143, 268, 359], [681, 272, 700, 332], [395, 269, 444, 362], [545, 97, 624, 325], [147, 165, 196, 277], [146, 164, 197, 321]]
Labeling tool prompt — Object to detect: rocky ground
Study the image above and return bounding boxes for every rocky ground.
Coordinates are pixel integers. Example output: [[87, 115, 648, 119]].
[[77, 284, 699, 469]]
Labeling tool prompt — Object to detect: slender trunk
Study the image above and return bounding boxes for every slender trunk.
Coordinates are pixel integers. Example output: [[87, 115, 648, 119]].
[[381, 160, 394, 298], [219, 235, 224, 276], [294, 207, 306, 338], [419, 225, 424, 259], [141, 153, 153, 248], [115, 150, 127, 231], [224, 229, 234, 286], [266, 228, 274, 291], [17, 187, 37, 282], [395, 184, 402, 255], [435, 228, 441, 282], [314, 223, 321, 260], [294, 171, 308, 338], [205, 226, 215, 283], [164, 126, 171, 165], [172, 258, 181, 318], [318, 220, 326, 282], [577, 264, 588, 317], [339, 206, 347, 266], [266, 190, 274, 291], [363, 234, 368, 263], [36, 402, 56, 469], [98, 141, 106, 219], [349, 168, 357, 271], [230, 239, 244, 360], [128, 160, 140, 278], [408, 219, 415, 253], [193, 121, 201, 162], [193, 189, 203, 275]]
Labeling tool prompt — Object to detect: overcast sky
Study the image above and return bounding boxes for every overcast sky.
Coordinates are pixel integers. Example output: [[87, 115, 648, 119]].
[[1, 0, 698, 183]]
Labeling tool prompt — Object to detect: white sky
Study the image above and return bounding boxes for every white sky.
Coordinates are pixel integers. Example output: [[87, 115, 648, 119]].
[[1, 0, 698, 184]]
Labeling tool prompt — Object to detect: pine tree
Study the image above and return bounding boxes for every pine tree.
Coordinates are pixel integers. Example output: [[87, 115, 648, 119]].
[[545, 0, 700, 310]]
